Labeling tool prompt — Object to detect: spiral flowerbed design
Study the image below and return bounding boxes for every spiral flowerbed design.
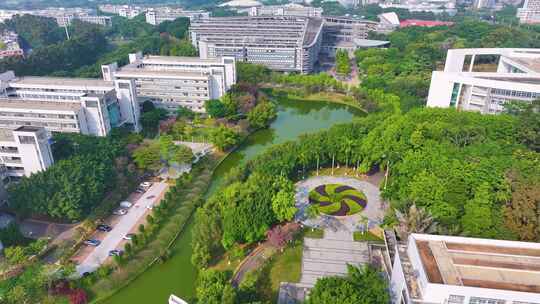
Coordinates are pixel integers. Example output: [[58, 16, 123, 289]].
[[308, 184, 367, 216]]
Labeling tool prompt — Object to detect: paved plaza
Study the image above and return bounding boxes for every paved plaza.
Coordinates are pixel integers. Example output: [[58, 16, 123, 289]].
[[278, 175, 386, 303]]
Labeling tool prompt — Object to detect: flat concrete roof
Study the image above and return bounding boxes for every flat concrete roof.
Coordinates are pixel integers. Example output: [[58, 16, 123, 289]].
[[416, 239, 540, 293], [508, 57, 540, 73], [141, 55, 223, 64], [11, 76, 113, 88], [0, 98, 82, 111], [114, 68, 209, 79]]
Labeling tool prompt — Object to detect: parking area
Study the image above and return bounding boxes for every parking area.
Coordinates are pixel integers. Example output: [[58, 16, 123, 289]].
[[74, 181, 168, 275]]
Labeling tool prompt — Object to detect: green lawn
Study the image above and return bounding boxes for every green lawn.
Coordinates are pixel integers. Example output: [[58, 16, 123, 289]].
[[266, 244, 303, 301], [353, 231, 384, 242], [302, 227, 324, 239]]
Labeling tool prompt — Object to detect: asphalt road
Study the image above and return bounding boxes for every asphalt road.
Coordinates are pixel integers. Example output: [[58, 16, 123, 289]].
[[76, 182, 168, 275]]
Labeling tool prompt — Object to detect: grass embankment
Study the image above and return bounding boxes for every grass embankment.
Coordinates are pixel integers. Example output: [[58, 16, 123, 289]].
[[89, 158, 216, 303], [241, 243, 303, 303], [353, 231, 384, 242], [262, 87, 366, 113]]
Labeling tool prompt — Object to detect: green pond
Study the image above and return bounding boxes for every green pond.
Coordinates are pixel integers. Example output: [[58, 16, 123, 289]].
[[102, 97, 362, 304]]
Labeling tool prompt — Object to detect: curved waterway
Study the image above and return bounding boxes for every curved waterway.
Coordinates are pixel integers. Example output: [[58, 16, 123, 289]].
[[102, 97, 362, 304]]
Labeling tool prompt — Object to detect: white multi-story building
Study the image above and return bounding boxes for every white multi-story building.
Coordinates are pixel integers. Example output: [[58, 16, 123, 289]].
[[427, 48, 540, 114], [390, 233, 540, 304], [145, 8, 210, 25], [0, 71, 140, 135], [247, 4, 323, 17], [0, 126, 54, 181], [517, 0, 540, 24], [99, 4, 144, 19], [102, 53, 236, 113]]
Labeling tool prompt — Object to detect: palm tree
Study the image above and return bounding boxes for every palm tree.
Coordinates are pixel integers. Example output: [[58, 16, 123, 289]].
[[394, 203, 437, 240]]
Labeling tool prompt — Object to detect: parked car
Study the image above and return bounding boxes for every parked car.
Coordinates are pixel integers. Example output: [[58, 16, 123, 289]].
[[84, 239, 101, 246], [113, 209, 128, 216], [108, 249, 124, 257], [123, 233, 135, 240], [120, 201, 133, 208], [140, 182, 152, 188], [135, 188, 145, 194], [97, 224, 112, 232]]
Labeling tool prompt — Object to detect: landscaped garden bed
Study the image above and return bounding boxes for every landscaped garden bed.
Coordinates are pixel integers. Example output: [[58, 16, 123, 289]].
[[308, 184, 367, 216]]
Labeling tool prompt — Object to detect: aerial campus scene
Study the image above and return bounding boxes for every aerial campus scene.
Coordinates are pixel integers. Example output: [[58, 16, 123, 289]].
[[0, 0, 539, 303]]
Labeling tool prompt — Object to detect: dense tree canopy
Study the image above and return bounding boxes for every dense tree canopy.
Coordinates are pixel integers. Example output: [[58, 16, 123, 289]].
[[306, 265, 390, 304], [3, 14, 65, 49], [8, 133, 126, 221]]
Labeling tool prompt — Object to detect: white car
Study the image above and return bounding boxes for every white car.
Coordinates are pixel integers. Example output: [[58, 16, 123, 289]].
[[140, 182, 152, 188], [113, 209, 128, 216], [120, 201, 133, 208]]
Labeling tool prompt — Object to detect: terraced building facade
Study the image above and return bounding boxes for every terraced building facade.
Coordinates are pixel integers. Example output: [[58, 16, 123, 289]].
[[190, 16, 324, 74]]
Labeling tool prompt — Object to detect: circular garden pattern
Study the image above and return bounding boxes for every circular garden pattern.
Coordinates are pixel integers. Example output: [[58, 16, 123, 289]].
[[308, 184, 367, 216]]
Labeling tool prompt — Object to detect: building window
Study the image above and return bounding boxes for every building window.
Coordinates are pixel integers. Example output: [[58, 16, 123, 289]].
[[448, 295, 465, 304], [469, 297, 505, 304], [18, 136, 35, 145]]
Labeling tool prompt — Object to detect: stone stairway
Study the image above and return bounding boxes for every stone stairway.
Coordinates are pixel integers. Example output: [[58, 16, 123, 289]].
[[299, 236, 370, 286]]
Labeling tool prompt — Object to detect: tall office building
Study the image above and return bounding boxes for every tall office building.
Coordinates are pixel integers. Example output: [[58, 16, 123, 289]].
[[517, 0, 540, 24], [190, 16, 324, 73], [102, 53, 236, 113], [427, 48, 540, 114], [0, 71, 140, 135], [390, 233, 540, 304]]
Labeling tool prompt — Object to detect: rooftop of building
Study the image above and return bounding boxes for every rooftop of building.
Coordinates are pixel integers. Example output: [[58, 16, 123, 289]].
[[10, 76, 113, 89], [114, 68, 210, 79], [0, 128, 14, 142], [409, 234, 540, 294], [141, 55, 224, 64], [0, 98, 82, 111], [507, 56, 540, 73], [400, 19, 454, 27]]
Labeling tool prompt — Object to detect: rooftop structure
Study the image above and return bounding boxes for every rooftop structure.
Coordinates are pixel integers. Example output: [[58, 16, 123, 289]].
[[517, 0, 540, 24], [247, 4, 323, 17], [427, 48, 540, 114], [0, 71, 140, 135], [390, 233, 540, 304], [380, 0, 457, 15], [145, 7, 210, 25], [190, 16, 323, 73], [219, 0, 263, 8], [400, 19, 454, 27], [102, 53, 236, 113]]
